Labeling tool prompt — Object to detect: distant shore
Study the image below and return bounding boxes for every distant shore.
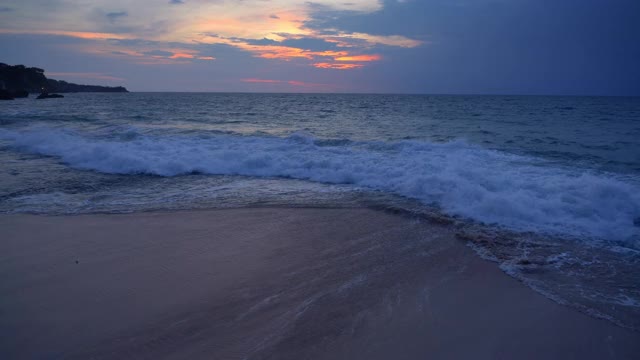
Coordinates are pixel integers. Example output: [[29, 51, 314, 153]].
[[1, 208, 638, 359], [0, 63, 128, 96]]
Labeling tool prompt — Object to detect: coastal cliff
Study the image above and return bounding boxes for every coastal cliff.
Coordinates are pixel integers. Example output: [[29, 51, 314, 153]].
[[0, 63, 128, 94]]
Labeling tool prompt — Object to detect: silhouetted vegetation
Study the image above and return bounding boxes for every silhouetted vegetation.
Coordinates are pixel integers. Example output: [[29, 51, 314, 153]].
[[0, 63, 128, 99]]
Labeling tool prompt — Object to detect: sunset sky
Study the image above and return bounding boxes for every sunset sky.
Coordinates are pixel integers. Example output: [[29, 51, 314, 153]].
[[1, 0, 639, 94]]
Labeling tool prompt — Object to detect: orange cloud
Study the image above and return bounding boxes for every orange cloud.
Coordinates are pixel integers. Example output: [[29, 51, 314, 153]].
[[253, 46, 310, 60], [287, 80, 325, 87], [170, 53, 195, 59], [334, 54, 381, 62], [313, 63, 364, 70], [0, 29, 132, 40], [0, 1, 421, 72], [257, 48, 352, 60], [197, 32, 384, 69], [67, 42, 215, 64], [191, 10, 309, 42]]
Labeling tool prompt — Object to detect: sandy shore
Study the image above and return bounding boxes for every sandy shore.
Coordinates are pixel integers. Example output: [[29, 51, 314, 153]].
[[1, 208, 638, 359]]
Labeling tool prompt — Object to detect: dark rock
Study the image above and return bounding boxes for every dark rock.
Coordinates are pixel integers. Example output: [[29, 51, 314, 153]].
[[12, 90, 29, 98], [0, 89, 28, 99], [36, 93, 64, 99], [0, 89, 14, 100]]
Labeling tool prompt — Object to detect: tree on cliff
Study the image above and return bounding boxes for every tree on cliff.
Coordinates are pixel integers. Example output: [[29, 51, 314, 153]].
[[0, 63, 48, 92]]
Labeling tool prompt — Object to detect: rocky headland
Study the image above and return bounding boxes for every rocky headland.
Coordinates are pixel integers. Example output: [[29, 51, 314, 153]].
[[0, 63, 128, 99]]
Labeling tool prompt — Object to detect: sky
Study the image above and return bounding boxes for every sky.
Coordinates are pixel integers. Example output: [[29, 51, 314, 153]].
[[1, 0, 639, 95]]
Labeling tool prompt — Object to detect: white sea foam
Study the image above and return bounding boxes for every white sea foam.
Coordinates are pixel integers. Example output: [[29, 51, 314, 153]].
[[1, 127, 639, 240]]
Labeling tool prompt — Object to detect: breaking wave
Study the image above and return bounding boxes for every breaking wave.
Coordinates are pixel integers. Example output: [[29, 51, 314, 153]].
[[1, 127, 639, 241]]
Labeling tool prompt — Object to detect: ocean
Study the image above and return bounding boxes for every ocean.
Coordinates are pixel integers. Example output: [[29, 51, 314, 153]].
[[1, 93, 639, 330]]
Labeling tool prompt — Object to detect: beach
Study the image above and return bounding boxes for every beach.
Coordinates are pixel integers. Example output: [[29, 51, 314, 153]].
[[2, 207, 638, 359], [3, 1, 640, 356]]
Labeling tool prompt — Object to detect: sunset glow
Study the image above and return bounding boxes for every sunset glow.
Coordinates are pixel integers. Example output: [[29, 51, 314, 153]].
[[313, 63, 365, 70], [0, 29, 134, 41], [3, 0, 627, 94], [0, 0, 421, 86], [334, 55, 381, 62], [2, 3, 409, 55]]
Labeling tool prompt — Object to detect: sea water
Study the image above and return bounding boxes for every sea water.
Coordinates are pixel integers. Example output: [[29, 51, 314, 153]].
[[1, 93, 639, 329]]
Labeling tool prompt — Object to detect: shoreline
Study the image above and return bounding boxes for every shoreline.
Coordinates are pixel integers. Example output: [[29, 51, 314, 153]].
[[1, 207, 638, 359]]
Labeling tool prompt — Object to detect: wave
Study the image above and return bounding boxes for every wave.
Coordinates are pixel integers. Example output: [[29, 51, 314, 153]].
[[1, 127, 639, 240]]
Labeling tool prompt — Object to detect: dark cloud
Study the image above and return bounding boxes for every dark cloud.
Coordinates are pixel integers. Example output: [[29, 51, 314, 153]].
[[280, 37, 337, 51], [143, 50, 175, 57], [240, 37, 279, 46], [106, 11, 127, 23], [269, 14, 279, 19], [207, 35, 336, 52], [302, 0, 640, 95], [108, 38, 157, 47], [0, 7, 14, 12], [169, 0, 185, 4]]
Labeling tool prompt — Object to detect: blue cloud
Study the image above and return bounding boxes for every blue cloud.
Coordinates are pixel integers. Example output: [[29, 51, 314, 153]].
[[301, 0, 640, 95], [106, 11, 127, 23], [239, 38, 279, 46], [143, 50, 174, 57], [280, 38, 337, 51]]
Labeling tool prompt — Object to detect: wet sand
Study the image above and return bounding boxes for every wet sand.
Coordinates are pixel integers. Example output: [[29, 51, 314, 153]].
[[1, 208, 638, 359]]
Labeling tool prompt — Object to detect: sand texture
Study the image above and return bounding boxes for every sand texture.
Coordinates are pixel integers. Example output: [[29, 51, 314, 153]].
[[1, 208, 639, 359]]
